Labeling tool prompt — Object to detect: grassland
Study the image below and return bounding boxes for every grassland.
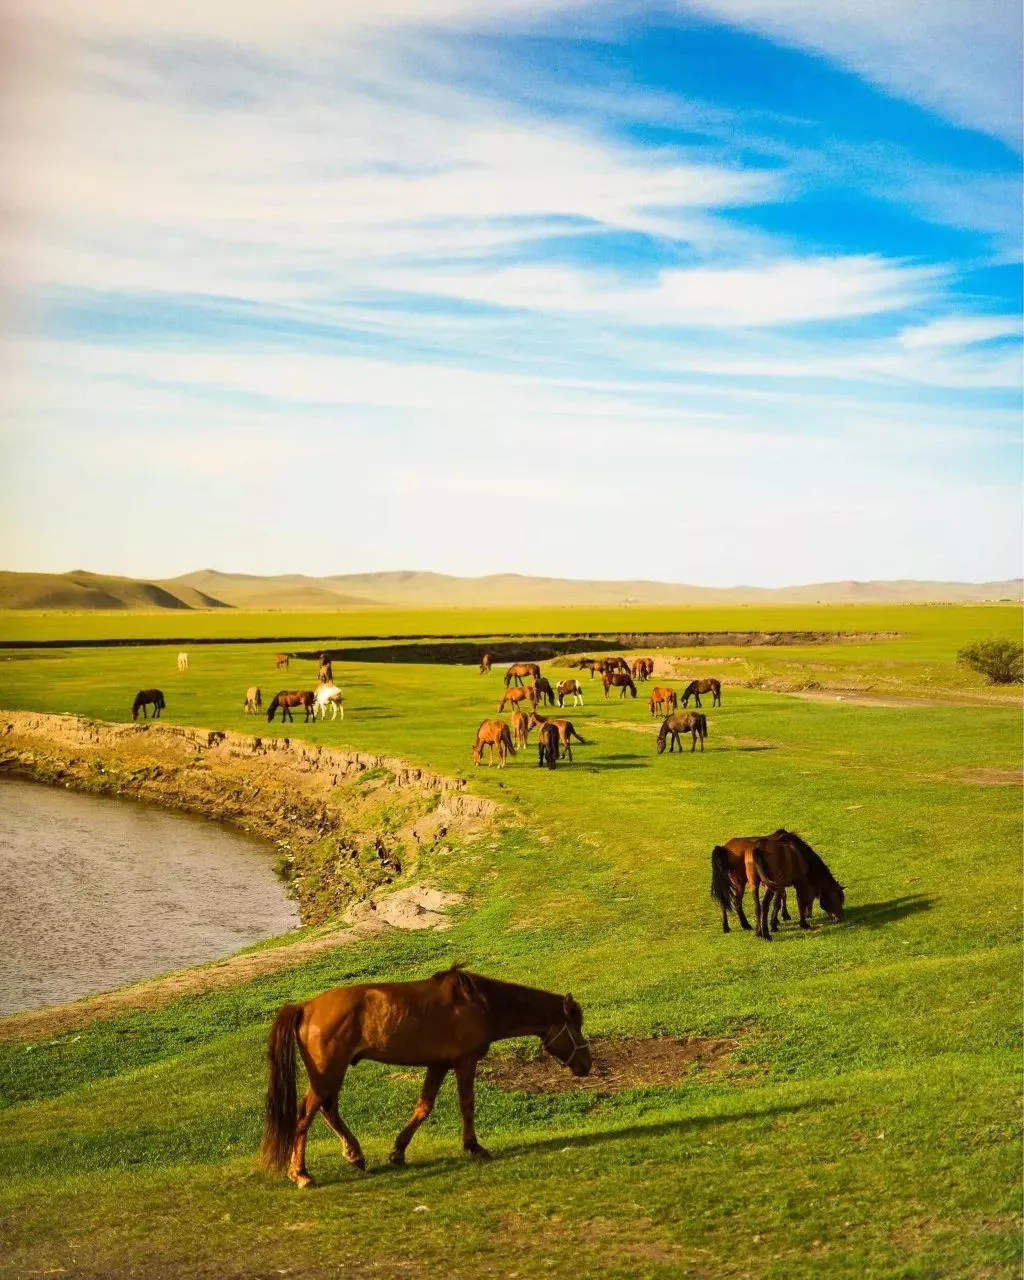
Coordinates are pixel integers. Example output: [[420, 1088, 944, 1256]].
[[0, 605, 1020, 1278]]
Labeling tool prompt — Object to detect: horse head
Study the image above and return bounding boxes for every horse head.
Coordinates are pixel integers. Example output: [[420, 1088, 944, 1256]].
[[542, 995, 591, 1077], [820, 880, 845, 922]]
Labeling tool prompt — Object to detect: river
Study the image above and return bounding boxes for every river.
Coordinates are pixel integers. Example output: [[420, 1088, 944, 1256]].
[[0, 778, 299, 1016]]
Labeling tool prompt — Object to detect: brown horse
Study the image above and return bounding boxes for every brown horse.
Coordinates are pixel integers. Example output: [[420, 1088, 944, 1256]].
[[533, 677, 556, 707], [710, 830, 845, 940], [131, 689, 165, 720], [569, 657, 597, 677], [318, 655, 334, 684], [603, 656, 630, 674], [528, 712, 586, 762], [537, 720, 560, 769], [267, 690, 316, 722], [510, 708, 530, 750], [479, 652, 492, 675], [275, 653, 290, 670], [505, 662, 541, 688], [243, 686, 262, 715], [682, 678, 721, 708], [260, 965, 591, 1186], [556, 678, 584, 708], [498, 685, 536, 713], [656, 712, 707, 753], [630, 657, 654, 681], [472, 719, 515, 767], [602, 671, 637, 699], [649, 686, 677, 717]]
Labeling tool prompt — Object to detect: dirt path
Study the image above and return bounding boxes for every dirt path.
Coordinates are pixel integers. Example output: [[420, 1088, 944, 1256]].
[[774, 689, 1018, 709]]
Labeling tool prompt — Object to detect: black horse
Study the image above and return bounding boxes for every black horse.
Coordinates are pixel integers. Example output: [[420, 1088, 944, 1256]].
[[131, 689, 165, 721]]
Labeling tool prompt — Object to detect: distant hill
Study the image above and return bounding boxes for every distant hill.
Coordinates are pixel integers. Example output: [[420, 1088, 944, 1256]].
[[0, 570, 230, 611], [0, 567, 1019, 610]]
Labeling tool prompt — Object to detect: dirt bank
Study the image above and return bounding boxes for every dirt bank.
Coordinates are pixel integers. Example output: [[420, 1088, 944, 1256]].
[[0, 711, 496, 926]]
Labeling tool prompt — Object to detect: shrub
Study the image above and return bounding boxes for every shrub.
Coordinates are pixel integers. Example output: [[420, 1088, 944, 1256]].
[[956, 639, 1024, 684]]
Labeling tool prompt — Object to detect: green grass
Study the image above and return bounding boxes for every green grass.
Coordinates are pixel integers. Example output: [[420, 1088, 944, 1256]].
[[0, 607, 1021, 1277]]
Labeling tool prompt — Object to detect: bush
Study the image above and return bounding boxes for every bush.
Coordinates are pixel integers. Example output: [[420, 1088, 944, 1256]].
[[956, 639, 1024, 684]]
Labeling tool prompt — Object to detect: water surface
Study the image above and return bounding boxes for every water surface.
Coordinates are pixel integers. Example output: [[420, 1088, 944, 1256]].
[[0, 778, 299, 1015]]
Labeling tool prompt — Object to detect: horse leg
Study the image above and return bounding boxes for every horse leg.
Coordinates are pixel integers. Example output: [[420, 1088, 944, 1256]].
[[288, 1087, 325, 1188], [564, 739, 573, 762], [780, 889, 791, 922], [770, 892, 782, 932], [389, 1064, 448, 1166], [453, 1058, 490, 1159], [321, 1085, 366, 1171], [754, 881, 772, 941], [760, 887, 775, 941], [734, 881, 753, 931], [796, 881, 813, 929]]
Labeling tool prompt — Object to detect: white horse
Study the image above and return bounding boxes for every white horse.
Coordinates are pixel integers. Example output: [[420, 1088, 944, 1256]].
[[243, 686, 262, 715], [177, 652, 189, 672], [313, 683, 344, 720]]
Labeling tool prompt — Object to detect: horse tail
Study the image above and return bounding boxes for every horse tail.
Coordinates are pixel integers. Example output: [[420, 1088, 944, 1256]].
[[571, 728, 586, 744], [753, 846, 772, 886], [710, 846, 733, 914], [259, 1003, 303, 1173], [698, 713, 708, 737], [502, 724, 516, 755]]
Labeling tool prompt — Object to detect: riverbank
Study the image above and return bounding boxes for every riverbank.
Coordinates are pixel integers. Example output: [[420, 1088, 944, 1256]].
[[0, 711, 497, 926]]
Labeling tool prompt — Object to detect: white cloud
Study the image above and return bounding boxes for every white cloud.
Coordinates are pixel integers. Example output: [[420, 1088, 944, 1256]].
[[899, 315, 1023, 349], [678, 0, 1023, 146]]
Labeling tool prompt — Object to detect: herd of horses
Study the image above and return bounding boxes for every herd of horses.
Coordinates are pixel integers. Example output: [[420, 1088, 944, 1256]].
[[129, 644, 847, 1188]]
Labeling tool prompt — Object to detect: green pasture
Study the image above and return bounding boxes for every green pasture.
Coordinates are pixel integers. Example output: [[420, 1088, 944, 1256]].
[[0, 609, 1021, 1278]]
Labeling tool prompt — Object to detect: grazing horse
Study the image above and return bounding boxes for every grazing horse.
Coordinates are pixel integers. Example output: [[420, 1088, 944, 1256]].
[[318, 655, 334, 685], [710, 830, 845, 940], [682, 678, 721, 708], [537, 720, 560, 769], [528, 712, 586, 762], [275, 654, 290, 671], [656, 712, 707, 754], [498, 685, 536, 713], [630, 657, 654, 681], [505, 662, 541, 688], [260, 965, 590, 1186], [243, 686, 263, 715], [267, 690, 316, 723], [602, 671, 637, 699], [177, 652, 189, 672], [649, 686, 677, 718], [532, 677, 556, 707], [510, 708, 530, 750], [603, 656, 630, 674], [131, 689, 165, 721], [556, 678, 584, 708], [479, 652, 492, 675], [569, 657, 596, 676], [313, 684, 345, 720], [473, 720, 515, 767]]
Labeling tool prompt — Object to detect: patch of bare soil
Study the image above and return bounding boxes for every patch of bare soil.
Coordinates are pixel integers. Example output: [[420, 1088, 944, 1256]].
[[958, 768, 1023, 787], [775, 688, 1018, 709], [0, 882, 464, 1043], [479, 1035, 740, 1093]]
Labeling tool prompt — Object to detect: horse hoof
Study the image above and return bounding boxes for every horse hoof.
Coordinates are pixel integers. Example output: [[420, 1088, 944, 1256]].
[[292, 1174, 316, 1189], [466, 1144, 492, 1161], [387, 1151, 406, 1167], [349, 1155, 366, 1171]]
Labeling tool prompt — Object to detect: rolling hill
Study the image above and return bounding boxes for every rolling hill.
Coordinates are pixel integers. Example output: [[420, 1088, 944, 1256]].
[[0, 567, 1019, 610]]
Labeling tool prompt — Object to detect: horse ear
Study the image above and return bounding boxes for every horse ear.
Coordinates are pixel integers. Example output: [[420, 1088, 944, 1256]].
[[563, 993, 580, 1018]]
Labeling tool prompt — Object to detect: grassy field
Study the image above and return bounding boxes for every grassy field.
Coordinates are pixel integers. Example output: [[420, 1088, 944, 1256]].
[[0, 606, 1021, 1278]]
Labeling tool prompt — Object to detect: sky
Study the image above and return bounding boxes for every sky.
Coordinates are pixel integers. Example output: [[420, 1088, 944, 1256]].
[[1, 0, 1021, 587]]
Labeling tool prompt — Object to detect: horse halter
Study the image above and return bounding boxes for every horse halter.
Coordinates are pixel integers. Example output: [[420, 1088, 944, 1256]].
[[543, 1022, 589, 1065]]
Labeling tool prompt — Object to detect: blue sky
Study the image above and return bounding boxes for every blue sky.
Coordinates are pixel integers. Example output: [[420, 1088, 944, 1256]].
[[2, 0, 1021, 585]]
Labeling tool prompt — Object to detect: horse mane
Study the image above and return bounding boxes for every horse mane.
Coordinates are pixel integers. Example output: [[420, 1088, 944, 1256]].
[[777, 829, 841, 891], [441, 970, 564, 1026]]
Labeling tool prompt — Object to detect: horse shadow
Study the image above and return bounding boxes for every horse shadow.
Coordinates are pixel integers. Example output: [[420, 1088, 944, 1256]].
[[357, 1100, 818, 1184], [843, 895, 934, 929]]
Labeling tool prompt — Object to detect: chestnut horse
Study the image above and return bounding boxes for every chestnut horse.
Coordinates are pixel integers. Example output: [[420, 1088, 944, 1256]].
[[656, 712, 707, 753], [260, 965, 591, 1186], [275, 654, 290, 670], [473, 719, 515, 767], [243, 686, 262, 715], [498, 685, 536, 713], [505, 662, 541, 688], [267, 690, 316, 722], [131, 689, 165, 721], [630, 657, 654, 681], [682, 678, 721, 708], [536, 720, 560, 769], [528, 712, 586, 762], [603, 656, 630, 674], [510, 708, 530, 750], [602, 671, 637, 699], [479, 652, 492, 675], [710, 830, 845, 940], [649, 686, 677, 718]]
